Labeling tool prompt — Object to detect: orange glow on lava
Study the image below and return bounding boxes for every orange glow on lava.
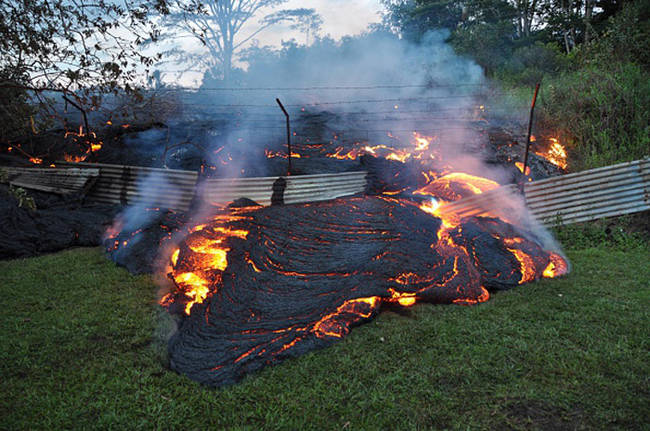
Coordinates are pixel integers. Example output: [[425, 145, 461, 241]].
[[171, 249, 180, 266], [515, 162, 530, 175], [174, 272, 211, 314], [543, 252, 569, 278], [388, 288, 417, 306], [265, 149, 302, 159], [63, 154, 87, 162], [325, 132, 437, 164], [165, 215, 251, 315], [418, 199, 459, 231], [502, 237, 537, 284], [313, 296, 380, 338], [415, 172, 499, 201]]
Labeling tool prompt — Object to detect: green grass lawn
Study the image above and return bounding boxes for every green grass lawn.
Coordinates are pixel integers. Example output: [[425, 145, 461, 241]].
[[1, 240, 648, 430]]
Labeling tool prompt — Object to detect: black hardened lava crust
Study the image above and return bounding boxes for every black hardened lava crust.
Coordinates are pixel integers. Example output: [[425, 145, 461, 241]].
[[166, 197, 557, 386]]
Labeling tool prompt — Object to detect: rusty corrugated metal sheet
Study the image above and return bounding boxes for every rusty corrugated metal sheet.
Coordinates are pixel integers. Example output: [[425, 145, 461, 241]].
[[0, 166, 100, 195], [203, 171, 367, 206], [525, 158, 650, 225], [57, 161, 198, 210]]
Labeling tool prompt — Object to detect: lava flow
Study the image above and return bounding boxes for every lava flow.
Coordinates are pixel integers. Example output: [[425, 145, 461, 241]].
[[156, 136, 568, 386], [160, 194, 567, 386], [104, 130, 569, 387]]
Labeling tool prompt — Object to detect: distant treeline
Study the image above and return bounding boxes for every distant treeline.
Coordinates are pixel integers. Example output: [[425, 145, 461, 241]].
[[382, 0, 649, 170]]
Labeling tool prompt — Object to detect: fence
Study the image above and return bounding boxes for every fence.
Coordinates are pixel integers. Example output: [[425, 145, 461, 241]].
[[439, 158, 650, 226], [55, 161, 367, 210], [6, 158, 649, 225]]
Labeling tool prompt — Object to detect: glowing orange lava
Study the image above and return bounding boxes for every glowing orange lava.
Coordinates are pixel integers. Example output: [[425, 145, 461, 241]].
[[415, 172, 499, 201], [265, 149, 302, 159], [543, 252, 569, 278], [535, 137, 567, 170], [388, 288, 417, 306], [64, 154, 88, 163], [503, 237, 537, 284], [515, 162, 530, 175], [313, 296, 380, 338], [174, 272, 211, 314], [62, 125, 103, 161], [166, 216, 251, 315], [325, 132, 437, 163], [171, 249, 180, 266]]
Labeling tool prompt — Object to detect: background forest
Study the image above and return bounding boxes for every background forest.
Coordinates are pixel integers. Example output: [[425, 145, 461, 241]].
[[1, 0, 648, 170]]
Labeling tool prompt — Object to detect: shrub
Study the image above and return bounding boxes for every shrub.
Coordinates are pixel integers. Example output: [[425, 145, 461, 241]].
[[495, 42, 568, 86], [9, 186, 36, 211], [537, 62, 649, 170]]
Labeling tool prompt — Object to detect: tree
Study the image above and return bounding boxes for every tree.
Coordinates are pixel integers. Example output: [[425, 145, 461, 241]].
[[160, 0, 321, 84], [0, 0, 168, 145], [1, 0, 167, 94], [512, 0, 542, 38], [541, 0, 627, 53], [381, 0, 463, 40]]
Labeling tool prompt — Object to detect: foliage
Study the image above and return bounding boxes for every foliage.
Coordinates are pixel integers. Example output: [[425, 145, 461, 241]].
[[0, 0, 169, 151], [572, 0, 650, 68], [0, 68, 39, 144], [0, 0, 166, 93], [537, 62, 649, 170], [8, 186, 36, 211], [1, 245, 648, 429], [158, 0, 321, 84], [552, 214, 650, 251], [449, 20, 517, 76], [382, 1, 648, 171], [381, 0, 635, 74], [495, 42, 568, 85]]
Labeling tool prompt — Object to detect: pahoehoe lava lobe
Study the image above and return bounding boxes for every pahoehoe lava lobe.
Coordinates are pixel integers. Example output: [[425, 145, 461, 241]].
[[167, 197, 563, 387]]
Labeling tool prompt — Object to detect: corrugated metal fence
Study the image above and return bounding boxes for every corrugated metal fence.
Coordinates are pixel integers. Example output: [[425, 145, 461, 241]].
[[56, 161, 367, 210], [6, 158, 648, 224], [439, 158, 650, 226], [57, 162, 199, 210]]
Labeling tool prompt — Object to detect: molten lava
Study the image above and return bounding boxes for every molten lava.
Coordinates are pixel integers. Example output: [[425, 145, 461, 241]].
[[62, 125, 103, 162], [265, 149, 303, 159], [158, 194, 567, 386], [326, 132, 439, 164], [515, 162, 531, 175], [102, 127, 570, 388], [415, 172, 499, 201], [167, 219, 250, 314]]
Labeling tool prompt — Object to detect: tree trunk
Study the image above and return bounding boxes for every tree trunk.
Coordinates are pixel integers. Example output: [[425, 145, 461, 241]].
[[584, 0, 594, 44], [563, 31, 571, 54], [223, 47, 232, 83]]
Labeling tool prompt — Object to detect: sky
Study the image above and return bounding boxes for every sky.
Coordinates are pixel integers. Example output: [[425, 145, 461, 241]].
[[278, 0, 383, 41], [164, 0, 385, 86]]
